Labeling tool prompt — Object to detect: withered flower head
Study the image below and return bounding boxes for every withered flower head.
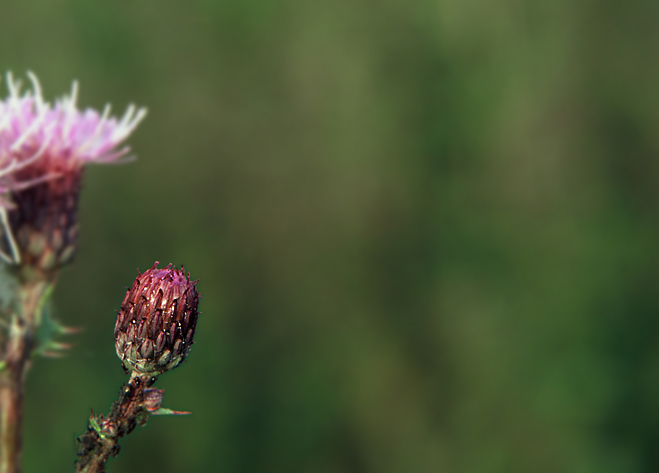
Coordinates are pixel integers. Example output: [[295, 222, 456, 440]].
[[0, 72, 146, 279], [114, 262, 200, 376]]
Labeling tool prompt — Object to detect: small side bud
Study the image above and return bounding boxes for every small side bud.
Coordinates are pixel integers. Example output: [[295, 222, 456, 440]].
[[114, 262, 200, 376]]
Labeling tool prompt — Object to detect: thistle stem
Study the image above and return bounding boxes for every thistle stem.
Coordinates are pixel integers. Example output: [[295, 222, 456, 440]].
[[0, 317, 30, 473], [0, 280, 51, 473], [0, 382, 22, 473], [75, 373, 158, 473]]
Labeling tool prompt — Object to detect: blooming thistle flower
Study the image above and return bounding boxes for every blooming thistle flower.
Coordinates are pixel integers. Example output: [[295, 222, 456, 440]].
[[0, 72, 146, 280], [114, 262, 200, 376]]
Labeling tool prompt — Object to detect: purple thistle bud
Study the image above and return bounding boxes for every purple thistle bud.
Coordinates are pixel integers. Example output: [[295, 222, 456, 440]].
[[114, 262, 200, 376], [0, 72, 146, 278]]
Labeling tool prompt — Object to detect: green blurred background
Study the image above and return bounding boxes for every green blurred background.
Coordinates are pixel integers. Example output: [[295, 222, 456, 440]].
[[2, 0, 659, 472]]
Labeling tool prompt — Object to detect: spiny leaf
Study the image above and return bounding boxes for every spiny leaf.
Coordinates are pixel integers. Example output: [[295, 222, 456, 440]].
[[150, 407, 191, 416]]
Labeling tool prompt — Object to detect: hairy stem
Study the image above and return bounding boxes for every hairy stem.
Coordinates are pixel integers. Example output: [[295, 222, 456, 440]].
[[75, 373, 159, 473]]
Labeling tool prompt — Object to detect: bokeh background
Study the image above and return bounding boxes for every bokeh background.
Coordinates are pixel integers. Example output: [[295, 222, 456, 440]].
[[1, 0, 659, 472]]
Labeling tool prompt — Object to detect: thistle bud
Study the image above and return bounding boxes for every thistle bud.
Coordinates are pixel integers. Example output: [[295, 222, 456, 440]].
[[114, 262, 200, 376]]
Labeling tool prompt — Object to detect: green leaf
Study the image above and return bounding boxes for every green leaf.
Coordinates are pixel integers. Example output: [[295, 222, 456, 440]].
[[150, 407, 191, 416]]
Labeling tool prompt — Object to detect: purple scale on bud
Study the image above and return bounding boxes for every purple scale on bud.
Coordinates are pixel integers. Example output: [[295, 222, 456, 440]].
[[114, 262, 200, 375]]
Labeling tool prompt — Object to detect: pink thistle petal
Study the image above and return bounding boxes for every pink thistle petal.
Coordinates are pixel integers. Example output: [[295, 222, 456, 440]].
[[0, 71, 147, 187]]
